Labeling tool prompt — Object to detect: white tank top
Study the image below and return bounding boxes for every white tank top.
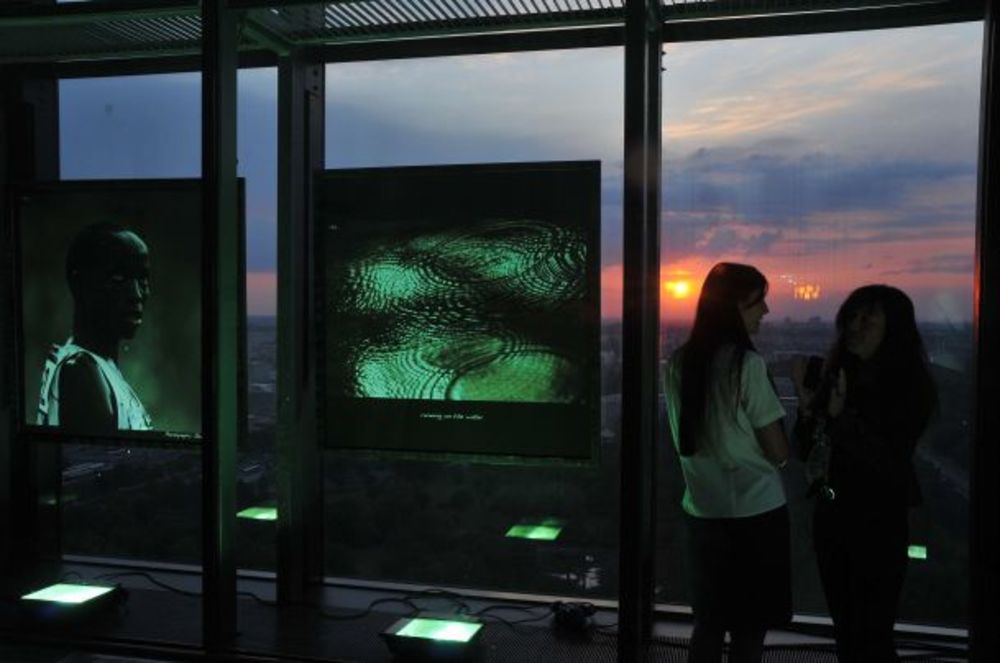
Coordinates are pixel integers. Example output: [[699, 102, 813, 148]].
[[36, 338, 152, 431]]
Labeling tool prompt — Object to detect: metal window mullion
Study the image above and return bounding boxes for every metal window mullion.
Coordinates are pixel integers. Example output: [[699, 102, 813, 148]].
[[619, 0, 661, 660], [276, 54, 325, 609], [972, 6, 1000, 663], [200, 0, 239, 652]]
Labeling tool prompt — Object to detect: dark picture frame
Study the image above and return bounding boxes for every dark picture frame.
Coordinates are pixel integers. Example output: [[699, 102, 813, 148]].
[[11, 178, 245, 447], [315, 161, 601, 462]]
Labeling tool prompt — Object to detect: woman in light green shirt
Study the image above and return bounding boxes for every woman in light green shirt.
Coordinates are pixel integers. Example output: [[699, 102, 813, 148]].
[[664, 262, 791, 663]]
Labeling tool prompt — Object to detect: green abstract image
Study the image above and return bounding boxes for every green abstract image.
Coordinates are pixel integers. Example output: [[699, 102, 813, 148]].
[[330, 219, 587, 404], [319, 161, 599, 457]]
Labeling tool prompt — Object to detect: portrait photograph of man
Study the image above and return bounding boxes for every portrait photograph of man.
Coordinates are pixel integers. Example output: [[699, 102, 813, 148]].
[[18, 181, 203, 438]]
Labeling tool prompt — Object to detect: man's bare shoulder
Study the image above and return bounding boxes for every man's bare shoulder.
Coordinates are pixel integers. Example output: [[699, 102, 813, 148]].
[[58, 353, 115, 432]]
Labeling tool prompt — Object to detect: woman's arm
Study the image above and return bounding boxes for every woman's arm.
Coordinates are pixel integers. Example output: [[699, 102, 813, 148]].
[[742, 352, 790, 466], [755, 418, 790, 466]]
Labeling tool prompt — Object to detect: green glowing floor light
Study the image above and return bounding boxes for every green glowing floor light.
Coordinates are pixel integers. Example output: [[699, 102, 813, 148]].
[[397, 618, 482, 642], [22, 583, 116, 604], [505, 517, 564, 541], [908, 544, 928, 560], [20, 582, 123, 623], [381, 613, 484, 659], [237, 506, 278, 521]]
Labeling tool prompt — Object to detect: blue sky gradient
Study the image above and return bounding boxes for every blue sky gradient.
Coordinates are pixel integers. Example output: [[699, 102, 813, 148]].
[[59, 21, 984, 321]]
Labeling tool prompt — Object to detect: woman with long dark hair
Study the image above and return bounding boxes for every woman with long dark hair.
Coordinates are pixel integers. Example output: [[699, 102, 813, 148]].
[[664, 262, 791, 663], [793, 285, 937, 662]]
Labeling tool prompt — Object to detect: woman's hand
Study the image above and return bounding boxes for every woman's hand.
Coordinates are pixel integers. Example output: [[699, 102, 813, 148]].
[[827, 369, 847, 418]]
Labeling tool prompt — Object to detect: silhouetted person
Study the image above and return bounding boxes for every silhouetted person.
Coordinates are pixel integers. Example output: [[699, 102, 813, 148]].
[[793, 285, 937, 662], [36, 223, 153, 433], [663, 263, 791, 663]]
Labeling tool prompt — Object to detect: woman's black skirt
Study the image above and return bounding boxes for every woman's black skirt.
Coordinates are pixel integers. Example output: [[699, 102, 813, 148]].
[[684, 505, 792, 629]]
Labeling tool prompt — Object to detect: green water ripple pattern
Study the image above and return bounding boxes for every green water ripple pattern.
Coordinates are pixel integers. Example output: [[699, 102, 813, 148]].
[[329, 219, 587, 403]]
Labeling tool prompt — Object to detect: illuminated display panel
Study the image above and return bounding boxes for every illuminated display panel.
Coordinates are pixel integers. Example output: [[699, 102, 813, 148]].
[[16, 180, 207, 442], [317, 161, 600, 460]]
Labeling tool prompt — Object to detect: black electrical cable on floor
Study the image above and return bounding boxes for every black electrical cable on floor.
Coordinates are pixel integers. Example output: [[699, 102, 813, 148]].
[[92, 570, 275, 607], [315, 596, 421, 621], [94, 571, 202, 598]]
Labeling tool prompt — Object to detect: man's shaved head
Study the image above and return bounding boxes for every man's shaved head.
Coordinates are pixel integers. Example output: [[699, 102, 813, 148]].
[[66, 222, 130, 286], [66, 223, 151, 343]]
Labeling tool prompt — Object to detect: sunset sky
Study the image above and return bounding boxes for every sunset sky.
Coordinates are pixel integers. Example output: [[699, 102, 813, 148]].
[[59, 20, 984, 323]]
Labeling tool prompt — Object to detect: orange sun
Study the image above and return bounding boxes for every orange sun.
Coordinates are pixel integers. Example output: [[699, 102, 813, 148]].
[[664, 279, 693, 299]]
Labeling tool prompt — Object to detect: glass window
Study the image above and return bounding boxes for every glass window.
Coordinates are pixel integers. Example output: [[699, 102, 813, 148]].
[[656, 23, 981, 628], [323, 49, 624, 597], [58, 68, 279, 573], [236, 67, 278, 572], [58, 73, 202, 567]]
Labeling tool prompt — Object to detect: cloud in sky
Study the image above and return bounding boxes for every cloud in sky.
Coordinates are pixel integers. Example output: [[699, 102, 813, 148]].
[[663, 147, 975, 222], [881, 253, 975, 276], [58, 21, 983, 320]]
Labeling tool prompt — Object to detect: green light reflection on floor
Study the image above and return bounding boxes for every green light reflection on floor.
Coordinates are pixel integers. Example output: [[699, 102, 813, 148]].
[[506, 518, 564, 541], [237, 506, 278, 521]]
